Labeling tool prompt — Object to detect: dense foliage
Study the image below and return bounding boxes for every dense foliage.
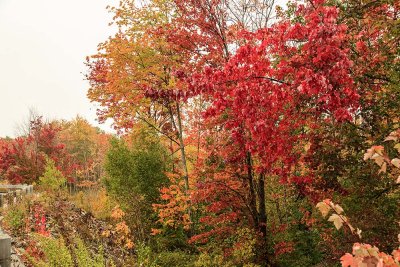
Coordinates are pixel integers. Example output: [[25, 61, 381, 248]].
[[84, 0, 399, 265], [0, 0, 399, 266], [104, 127, 169, 243]]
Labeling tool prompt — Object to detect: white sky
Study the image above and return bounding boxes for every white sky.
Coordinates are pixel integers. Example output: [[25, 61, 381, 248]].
[[0, 0, 118, 137]]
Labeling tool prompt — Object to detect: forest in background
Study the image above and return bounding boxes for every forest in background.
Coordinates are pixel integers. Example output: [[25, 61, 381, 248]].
[[0, 0, 399, 266]]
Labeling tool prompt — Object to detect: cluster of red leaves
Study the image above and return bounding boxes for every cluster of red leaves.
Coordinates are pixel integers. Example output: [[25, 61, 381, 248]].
[[0, 118, 75, 184], [25, 239, 45, 262], [181, 0, 361, 251], [348, 1, 400, 93], [165, 0, 230, 73], [187, 0, 359, 174], [190, 167, 245, 244], [274, 241, 295, 256], [22, 204, 50, 262], [31, 204, 49, 237]]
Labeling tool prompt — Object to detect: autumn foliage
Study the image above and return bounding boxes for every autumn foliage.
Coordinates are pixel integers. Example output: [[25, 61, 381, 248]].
[[83, 0, 400, 265], [0, 117, 70, 184], [0, 116, 110, 185], [1, 0, 399, 266]]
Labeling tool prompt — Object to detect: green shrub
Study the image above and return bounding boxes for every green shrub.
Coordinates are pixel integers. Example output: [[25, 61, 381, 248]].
[[153, 226, 190, 251], [136, 242, 160, 267], [31, 234, 73, 267], [135, 242, 196, 267], [4, 202, 27, 233], [104, 134, 169, 206], [104, 131, 169, 242], [194, 253, 230, 267], [39, 158, 66, 192], [74, 238, 105, 267], [28, 235, 112, 267], [155, 251, 196, 267]]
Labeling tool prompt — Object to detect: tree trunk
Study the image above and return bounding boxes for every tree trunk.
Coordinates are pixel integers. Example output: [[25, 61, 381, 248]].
[[246, 152, 259, 229], [175, 103, 189, 192], [169, 103, 192, 231], [257, 172, 267, 239]]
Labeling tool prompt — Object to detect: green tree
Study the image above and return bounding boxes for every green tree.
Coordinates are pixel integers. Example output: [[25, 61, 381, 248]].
[[104, 126, 169, 242], [39, 158, 66, 193]]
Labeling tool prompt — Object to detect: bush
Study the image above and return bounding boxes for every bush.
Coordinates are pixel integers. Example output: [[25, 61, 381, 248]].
[[39, 158, 66, 193], [104, 134, 168, 206], [71, 188, 115, 220], [28, 235, 112, 267], [4, 202, 27, 233], [194, 253, 229, 267], [30, 234, 73, 267], [156, 251, 196, 267], [136, 242, 160, 267], [135, 242, 196, 267], [74, 238, 106, 267], [104, 130, 169, 242]]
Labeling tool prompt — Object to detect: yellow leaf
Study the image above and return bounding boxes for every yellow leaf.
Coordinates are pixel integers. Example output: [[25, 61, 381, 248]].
[[328, 214, 344, 230], [391, 158, 400, 168], [125, 239, 134, 249], [304, 142, 311, 152], [384, 131, 399, 142], [379, 162, 387, 173], [101, 230, 111, 238], [364, 146, 384, 161], [394, 143, 400, 153], [316, 201, 331, 218], [371, 152, 383, 161], [363, 148, 374, 161], [334, 204, 344, 215]]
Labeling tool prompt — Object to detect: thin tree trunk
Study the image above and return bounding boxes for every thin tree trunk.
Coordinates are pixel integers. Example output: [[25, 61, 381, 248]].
[[257, 172, 276, 266], [246, 151, 259, 229], [196, 96, 202, 161], [168, 103, 192, 231], [257, 171, 267, 239], [170, 103, 190, 191]]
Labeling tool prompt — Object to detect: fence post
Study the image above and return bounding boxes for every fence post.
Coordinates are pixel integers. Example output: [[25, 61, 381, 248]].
[[0, 232, 11, 267]]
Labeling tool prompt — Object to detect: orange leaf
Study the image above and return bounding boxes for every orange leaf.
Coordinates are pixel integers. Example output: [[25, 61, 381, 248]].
[[340, 253, 354, 267]]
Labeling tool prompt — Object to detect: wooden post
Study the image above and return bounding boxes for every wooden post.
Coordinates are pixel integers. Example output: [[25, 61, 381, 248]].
[[12, 191, 17, 204], [16, 190, 21, 202], [0, 232, 11, 267], [0, 194, 5, 207]]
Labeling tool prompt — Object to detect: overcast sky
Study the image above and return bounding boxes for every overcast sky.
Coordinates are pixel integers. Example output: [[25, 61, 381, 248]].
[[0, 0, 118, 137]]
